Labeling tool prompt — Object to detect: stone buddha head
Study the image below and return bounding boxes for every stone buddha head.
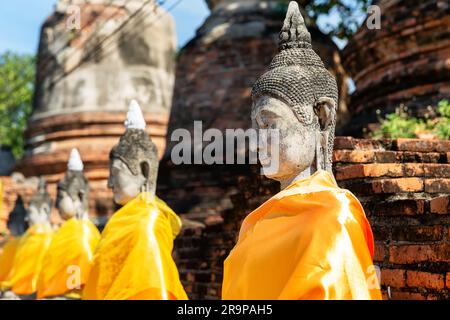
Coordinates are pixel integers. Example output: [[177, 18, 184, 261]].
[[251, 1, 338, 188], [27, 178, 53, 226], [108, 100, 159, 206], [56, 148, 90, 220]]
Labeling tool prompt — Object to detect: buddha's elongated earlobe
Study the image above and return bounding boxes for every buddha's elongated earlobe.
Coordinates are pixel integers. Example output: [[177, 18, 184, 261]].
[[315, 131, 322, 171]]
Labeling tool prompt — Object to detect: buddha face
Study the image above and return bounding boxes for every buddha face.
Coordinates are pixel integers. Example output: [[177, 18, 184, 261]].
[[27, 202, 51, 226], [56, 171, 89, 220], [57, 189, 84, 220], [251, 95, 316, 182], [108, 158, 147, 206]]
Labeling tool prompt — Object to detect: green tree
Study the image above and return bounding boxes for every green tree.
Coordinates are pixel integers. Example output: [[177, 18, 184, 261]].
[[278, 0, 373, 40], [0, 51, 35, 159]]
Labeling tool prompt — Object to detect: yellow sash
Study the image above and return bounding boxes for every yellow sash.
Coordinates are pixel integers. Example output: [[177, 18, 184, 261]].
[[36, 218, 100, 299], [7, 224, 53, 295], [222, 170, 382, 300], [83, 194, 187, 300]]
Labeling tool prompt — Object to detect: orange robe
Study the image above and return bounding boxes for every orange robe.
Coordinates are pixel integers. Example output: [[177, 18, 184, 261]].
[[7, 223, 53, 295], [222, 170, 382, 300], [83, 194, 187, 300], [0, 237, 21, 288], [36, 218, 101, 299]]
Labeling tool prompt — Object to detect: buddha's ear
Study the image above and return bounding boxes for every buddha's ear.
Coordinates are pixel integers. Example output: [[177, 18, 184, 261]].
[[314, 97, 336, 131], [140, 160, 151, 181], [78, 189, 86, 202]]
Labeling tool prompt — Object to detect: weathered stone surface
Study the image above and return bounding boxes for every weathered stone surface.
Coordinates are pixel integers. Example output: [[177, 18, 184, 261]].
[[343, 0, 450, 136], [33, 0, 176, 118]]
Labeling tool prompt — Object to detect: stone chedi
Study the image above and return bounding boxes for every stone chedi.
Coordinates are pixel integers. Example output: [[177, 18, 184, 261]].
[[16, 0, 177, 218], [221, 2, 381, 300], [343, 0, 450, 135], [6, 179, 53, 297], [83, 101, 187, 300], [36, 148, 100, 300]]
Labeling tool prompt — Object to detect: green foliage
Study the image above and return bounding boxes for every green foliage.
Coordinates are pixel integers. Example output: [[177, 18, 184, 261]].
[[372, 106, 421, 139], [0, 51, 35, 158], [277, 0, 372, 40], [435, 100, 450, 140], [372, 100, 450, 140]]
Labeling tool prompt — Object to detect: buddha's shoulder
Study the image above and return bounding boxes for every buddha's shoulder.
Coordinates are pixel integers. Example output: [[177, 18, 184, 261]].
[[276, 186, 364, 221]]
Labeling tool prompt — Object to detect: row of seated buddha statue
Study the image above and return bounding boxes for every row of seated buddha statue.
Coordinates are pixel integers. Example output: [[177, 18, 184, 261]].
[[0, 2, 381, 300]]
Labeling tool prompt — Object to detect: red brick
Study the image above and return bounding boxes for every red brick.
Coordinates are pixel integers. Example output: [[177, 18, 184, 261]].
[[373, 151, 399, 162], [390, 291, 427, 300], [422, 164, 450, 178], [391, 226, 443, 242], [335, 164, 365, 180], [381, 269, 406, 288], [333, 150, 375, 163], [336, 163, 406, 180], [402, 151, 442, 163], [333, 137, 356, 150], [403, 163, 425, 176], [406, 271, 445, 290], [389, 243, 450, 264], [333, 137, 385, 150], [366, 163, 404, 177], [373, 199, 425, 216], [424, 179, 450, 193], [374, 243, 386, 262], [336, 163, 444, 180], [396, 139, 450, 153], [430, 196, 450, 214], [372, 178, 424, 193]]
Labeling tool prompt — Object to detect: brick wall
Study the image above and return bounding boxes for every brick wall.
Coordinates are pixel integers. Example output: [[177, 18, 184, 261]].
[[174, 137, 450, 300], [335, 137, 450, 300]]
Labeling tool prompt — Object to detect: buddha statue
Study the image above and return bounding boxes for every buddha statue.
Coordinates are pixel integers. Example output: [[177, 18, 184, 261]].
[[222, 2, 381, 300], [55, 148, 90, 220], [5, 178, 54, 299], [0, 197, 28, 296], [36, 149, 100, 300], [83, 100, 187, 300], [27, 178, 53, 227]]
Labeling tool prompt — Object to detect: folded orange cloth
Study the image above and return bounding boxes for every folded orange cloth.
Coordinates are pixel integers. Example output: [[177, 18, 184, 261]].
[[7, 223, 53, 295], [222, 170, 382, 300], [83, 194, 187, 300], [0, 237, 21, 287], [36, 218, 100, 299]]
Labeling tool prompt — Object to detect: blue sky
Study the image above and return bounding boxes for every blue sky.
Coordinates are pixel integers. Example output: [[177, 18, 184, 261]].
[[0, 0, 210, 55], [0, 0, 362, 55]]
